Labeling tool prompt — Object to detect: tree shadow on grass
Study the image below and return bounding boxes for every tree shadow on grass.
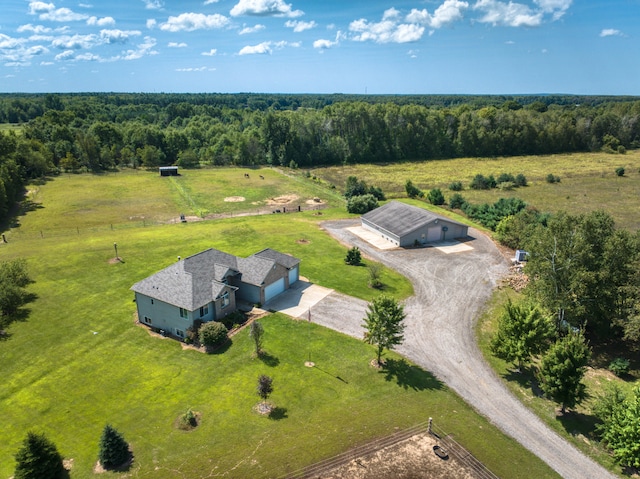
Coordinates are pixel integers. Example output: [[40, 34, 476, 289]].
[[502, 366, 543, 396], [380, 358, 444, 391], [555, 409, 600, 440], [206, 339, 233, 355], [268, 407, 288, 421], [258, 351, 280, 367]]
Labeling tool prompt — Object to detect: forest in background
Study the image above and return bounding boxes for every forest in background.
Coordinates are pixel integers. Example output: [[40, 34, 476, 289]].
[[1, 92, 640, 223]]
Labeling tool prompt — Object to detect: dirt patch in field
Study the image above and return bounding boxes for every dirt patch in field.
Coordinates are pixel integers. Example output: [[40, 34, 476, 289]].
[[306, 197, 326, 205], [266, 194, 299, 205], [296, 239, 310, 244], [224, 196, 246, 202], [322, 433, 477, 479]]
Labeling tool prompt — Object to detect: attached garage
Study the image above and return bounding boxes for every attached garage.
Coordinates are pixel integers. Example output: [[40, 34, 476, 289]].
[[264, 277, 286, 303], [361, 201, 468, 248], [288, 265, 299, 286]]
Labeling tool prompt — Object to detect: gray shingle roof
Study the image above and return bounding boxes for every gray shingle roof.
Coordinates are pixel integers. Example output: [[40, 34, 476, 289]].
[[253, 248, 300, 269], [131, 247, 300, 310], [361, 201, 465, 237]]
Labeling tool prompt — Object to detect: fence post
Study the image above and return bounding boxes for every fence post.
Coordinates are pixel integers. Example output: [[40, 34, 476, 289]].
[[428, 417, 432, 434]]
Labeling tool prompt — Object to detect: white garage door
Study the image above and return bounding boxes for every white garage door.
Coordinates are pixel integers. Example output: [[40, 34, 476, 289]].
[[288, 266, 299, 285], [264, 277, 286, 303], [427, 226, 442, 242]]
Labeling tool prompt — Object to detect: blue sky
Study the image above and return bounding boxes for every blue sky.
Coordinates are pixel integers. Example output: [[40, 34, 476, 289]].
[[0, 0, 638, 94]]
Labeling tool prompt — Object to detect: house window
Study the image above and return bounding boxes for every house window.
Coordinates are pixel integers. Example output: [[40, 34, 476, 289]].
[[151, 299, 154, 305], [200, 305, 209, 317], [221, 291, 230, 308], [143, 316, 152, 325], [176, 329, 184, 338], [179, 307, 188, 319]]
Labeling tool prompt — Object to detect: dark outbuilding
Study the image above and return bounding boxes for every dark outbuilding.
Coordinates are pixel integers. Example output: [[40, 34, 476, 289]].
[[361, 201, 468, 247], [159, 166, 179, 176]]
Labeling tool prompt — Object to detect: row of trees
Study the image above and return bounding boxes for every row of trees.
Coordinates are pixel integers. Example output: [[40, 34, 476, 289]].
[[2, 95, 640, 175]]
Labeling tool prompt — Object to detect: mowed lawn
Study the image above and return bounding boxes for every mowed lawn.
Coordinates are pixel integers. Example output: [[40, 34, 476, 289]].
[[0, 171, 559, 478], [315, 150, 640, 230]]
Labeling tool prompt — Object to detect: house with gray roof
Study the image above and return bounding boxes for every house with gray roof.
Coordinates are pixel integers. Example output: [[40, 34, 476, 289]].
[[361, 201, 468, 247], [131, 248, 300, 339]]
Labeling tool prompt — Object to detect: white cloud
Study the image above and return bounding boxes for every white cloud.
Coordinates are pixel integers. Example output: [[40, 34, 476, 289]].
[[122, 36, 158, 60], [473, 0, 542, 27], [238, 41, 274, 54], [160, 13, 230, 32], [143, 0, 164, 10], [40, 7, 89, 22], [230, 0, 304, 18], [407, 49, 419, 58], [87, 16, 116, 26], [28, 2, 55, 15], [349, 12, 425, 44], [0, 34, 26, 49], [100, 29, 142, 44], [168, 41, 187, 47], [202, 48, 217, 56], [285, 20, 316, 32], [313, 31, 343, 50], [407, 1, 469, 29], [147, 19, 157, 29], [75, 52, 101, 61], [204, 0, 219, 3], [51, 34, 98, 50], [600, 28, 623, 37], [239, 24, 266, 34], [534, 0, 572, 20], [55, 49, 76, 61], [17, 24, 52, 34]]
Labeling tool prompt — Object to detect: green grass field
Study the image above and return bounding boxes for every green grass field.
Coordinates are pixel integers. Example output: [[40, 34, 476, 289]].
[[0, 168, 557, 478], [313, 150, 640, 230]]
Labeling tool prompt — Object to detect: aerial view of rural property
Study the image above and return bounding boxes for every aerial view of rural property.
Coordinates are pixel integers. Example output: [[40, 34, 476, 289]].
[[1, 0, 640, 478]]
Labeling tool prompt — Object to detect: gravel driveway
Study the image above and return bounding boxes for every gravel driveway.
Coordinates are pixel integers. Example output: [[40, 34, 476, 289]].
[[312, 219, 615, 479]]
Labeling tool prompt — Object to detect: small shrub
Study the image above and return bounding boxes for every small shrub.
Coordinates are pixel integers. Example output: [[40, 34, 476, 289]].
[[470, 174, 495, 190], [514, 173, 527, 187], [609, 358, 630, 377], [448, 193, 466, 210], [497, 173, 515, 184], [367, 185, 386, 201], [405, 179, 423, 198], [617, 145, 626, 154], [546, 174, 560, 184], [615, 167, 625, 177], [347, 194, 378, 214], [448, 181, 463, 191], [367, 263, 383, 289], [179, 409, 198, 429], [427, 188, 445, 205], [345, 246, 362, 265], [220, 311, 245, 331], [199, 321, 228, 350]]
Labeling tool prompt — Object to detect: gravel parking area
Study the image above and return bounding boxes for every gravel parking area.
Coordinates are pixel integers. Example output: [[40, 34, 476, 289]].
[[311, 219, 615, 479]]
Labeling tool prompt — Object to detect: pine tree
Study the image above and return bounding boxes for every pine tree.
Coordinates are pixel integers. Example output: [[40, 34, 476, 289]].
[[345, 246, 361, 266], [98, 424, 130, 470], [14, 431, 65, 479]]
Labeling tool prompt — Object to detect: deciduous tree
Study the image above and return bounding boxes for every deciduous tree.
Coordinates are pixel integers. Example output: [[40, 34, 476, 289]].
[[537, 330, 591, 413], [363, 295, 406, 366], [490, 299, 555, 370]]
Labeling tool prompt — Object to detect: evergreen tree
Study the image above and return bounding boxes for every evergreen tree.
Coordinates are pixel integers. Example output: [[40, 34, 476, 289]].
[[427, 188, 445, 205], [363, 295, 406, 366], [537, 331, 591, 413], [14, 431, 64, 479], [98, 424, 130, 470], [345, 246, 362, 265]]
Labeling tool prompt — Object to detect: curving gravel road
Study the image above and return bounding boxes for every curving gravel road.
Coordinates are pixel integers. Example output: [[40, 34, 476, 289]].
[[315, 219, 615, 479]]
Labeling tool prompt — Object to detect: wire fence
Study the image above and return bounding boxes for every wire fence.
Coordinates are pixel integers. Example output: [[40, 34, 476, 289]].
[[3, 202, 329, 242], [281, 419, 499, 479]]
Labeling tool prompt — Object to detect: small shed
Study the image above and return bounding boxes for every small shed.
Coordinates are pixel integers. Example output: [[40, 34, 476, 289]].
[[361, 201, 468, 247], [159, 166, 179, 176]]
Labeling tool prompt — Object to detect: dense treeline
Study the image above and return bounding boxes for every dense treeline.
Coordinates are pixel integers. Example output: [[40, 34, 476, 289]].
[[1, 93, 640, 223]]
